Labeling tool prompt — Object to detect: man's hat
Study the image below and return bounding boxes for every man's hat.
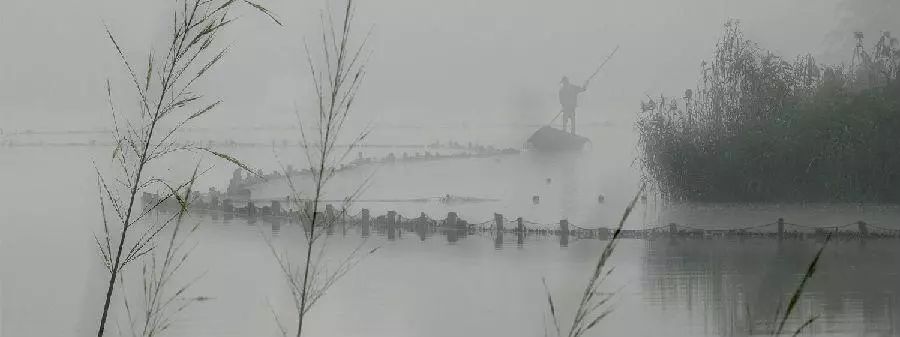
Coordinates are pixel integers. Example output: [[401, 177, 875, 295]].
[[560, 76, 569, 84]]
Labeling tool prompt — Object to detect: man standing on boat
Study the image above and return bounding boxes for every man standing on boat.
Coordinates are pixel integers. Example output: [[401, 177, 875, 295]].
[[559, 76, 587, 134]]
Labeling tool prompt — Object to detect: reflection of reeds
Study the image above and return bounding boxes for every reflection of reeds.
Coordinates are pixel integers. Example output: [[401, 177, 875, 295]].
[[543, 183, 645, 337], [540, 181, 830, 336]]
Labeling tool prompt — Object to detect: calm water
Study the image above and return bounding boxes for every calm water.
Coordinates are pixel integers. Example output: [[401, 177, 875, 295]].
[[2, 125, 899, 337]]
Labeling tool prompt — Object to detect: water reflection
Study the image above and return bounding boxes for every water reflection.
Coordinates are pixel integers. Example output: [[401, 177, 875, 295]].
[[182, 208, 899, 336], [642, 238, 900, 336]]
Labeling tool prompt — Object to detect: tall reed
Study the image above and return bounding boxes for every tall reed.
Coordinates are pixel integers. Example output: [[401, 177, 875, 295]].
[[265, 1, 375, 336], [543, 183, 645, 337], [93, 1, 279, 335]]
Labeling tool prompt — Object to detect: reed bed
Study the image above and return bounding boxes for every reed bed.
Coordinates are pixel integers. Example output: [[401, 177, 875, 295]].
[[637, 21, 900, 203]]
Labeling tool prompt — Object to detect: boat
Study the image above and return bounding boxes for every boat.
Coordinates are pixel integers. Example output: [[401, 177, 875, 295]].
[[526, 126, 590, 151]]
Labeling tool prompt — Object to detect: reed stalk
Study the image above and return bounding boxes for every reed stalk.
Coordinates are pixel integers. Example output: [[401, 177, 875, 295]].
[[93, 1, 279, 335], [265, 1, 375, 336], [543, 183, 645, 337]]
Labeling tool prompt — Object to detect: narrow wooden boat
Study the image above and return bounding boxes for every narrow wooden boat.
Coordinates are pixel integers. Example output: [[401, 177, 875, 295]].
[[526, 126, 589, 151]]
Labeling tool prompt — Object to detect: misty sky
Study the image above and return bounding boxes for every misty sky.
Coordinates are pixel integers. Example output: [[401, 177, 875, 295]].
[[1, 0, 897, 132]]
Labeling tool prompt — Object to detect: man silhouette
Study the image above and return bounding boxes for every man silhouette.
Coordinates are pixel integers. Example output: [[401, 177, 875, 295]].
[[559, 76, 587, 134]]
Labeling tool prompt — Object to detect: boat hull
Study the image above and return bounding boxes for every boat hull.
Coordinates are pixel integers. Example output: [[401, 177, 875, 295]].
[[526, 126, 589, 151]]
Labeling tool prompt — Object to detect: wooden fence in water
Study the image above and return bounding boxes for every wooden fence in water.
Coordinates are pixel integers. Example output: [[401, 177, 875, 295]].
[[144, 192, 900, 245]]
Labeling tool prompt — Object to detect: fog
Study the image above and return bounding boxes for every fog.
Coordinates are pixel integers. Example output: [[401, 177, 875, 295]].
[[3, 1, 900, 337], [3, 0, 896, 134]]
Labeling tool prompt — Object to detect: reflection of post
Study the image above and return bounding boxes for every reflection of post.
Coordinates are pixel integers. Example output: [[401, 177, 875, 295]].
[[777, 218, 784, 241], [858, 221, 869, 238], [458, 220, 468, 238], [271, 221, 280, 235], [447, 228, 458, 243], [387, 210, 397, 240], [494, 213, 504, 249], [560, 219, 569, 247], [361, 209, 370, 238]]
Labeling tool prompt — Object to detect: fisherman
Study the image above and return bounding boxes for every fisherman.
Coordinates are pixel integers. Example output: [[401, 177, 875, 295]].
[[559, 76, 588, 134]]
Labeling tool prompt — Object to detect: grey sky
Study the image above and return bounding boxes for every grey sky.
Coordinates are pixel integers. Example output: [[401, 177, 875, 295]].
[[1, 0, 896, 131]]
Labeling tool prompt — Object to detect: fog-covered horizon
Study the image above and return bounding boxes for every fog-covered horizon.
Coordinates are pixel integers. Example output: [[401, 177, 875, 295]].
[[2, 0, 897, 135]]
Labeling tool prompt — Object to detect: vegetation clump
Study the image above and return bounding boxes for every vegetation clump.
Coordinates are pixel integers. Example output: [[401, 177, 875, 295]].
[[637, 21, 900, 203]]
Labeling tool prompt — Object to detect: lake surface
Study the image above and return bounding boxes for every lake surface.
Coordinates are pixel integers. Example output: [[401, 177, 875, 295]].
[[2, 124, 899, 337]]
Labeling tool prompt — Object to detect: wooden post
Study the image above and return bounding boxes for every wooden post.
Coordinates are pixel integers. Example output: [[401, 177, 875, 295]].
[[387, 211, 397, 240], [271, 200, 282, 217], [223, 199, 233, 213], [361, 209, 370, 237], [777, 218, 785, 241], [517, 217, 525, 247], [560, 219, 569, 247], [415, 213, 427, 241], [494, 220, 503, 250], [446, 212, 458, 228], [494, 213, 504, 232], [858, 221, 869, 238], [445, 212, 459, 243], [598, 227, 610, 240], [325, 204, 336, 235], [248, 201, 257, 217], [669, 223, 677, 236]]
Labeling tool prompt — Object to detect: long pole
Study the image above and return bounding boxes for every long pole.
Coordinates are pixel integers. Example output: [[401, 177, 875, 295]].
[[547, 110, 564, 126], [584, 45, 619, 87]]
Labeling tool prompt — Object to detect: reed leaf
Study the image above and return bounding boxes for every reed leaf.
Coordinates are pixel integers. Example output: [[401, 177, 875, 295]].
[[773, 233, 832, 335]]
